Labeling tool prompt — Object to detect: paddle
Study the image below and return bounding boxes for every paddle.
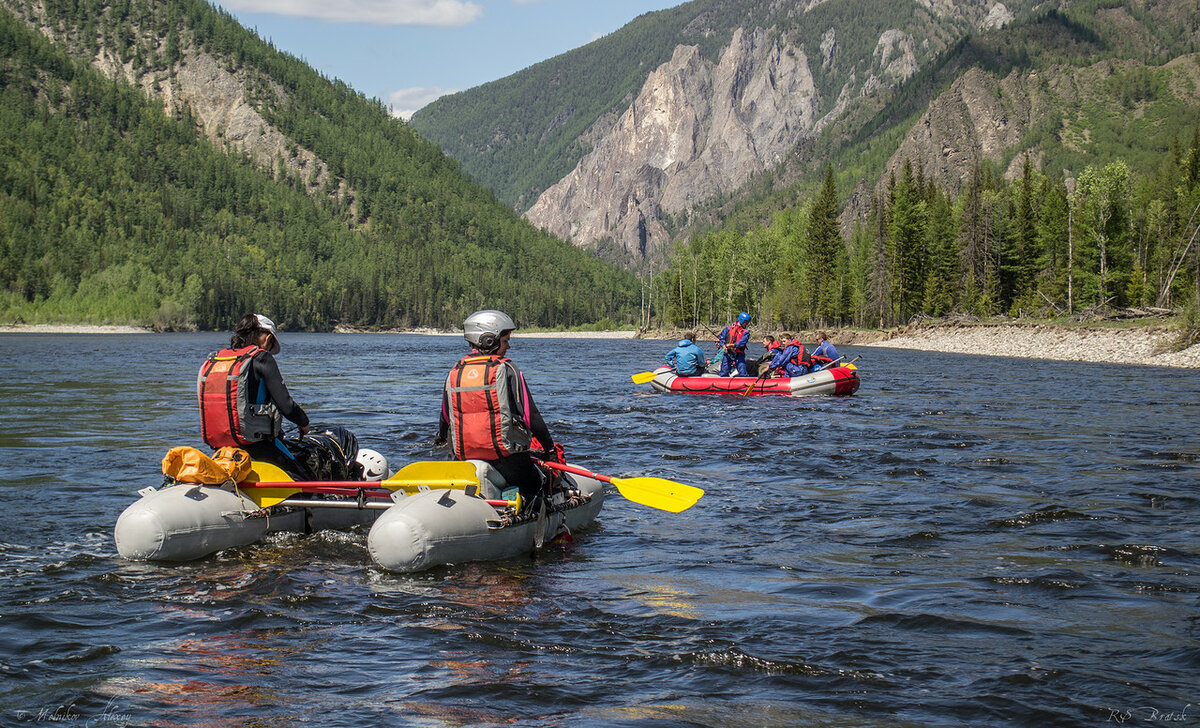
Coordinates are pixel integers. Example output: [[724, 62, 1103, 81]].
[[742, 370, 771, 396], [631, 370, 658, 384], [239, 460, 481, 507], [537, 460, 703, 513]]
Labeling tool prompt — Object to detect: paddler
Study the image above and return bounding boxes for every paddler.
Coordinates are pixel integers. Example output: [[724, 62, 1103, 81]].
[[717, 311, 752, 377], [197, 313, 356, 480], [435, 310, 559, 503]]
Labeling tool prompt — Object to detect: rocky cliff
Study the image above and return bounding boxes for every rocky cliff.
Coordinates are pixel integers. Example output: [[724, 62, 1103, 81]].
[[524, 24, 924, 258]]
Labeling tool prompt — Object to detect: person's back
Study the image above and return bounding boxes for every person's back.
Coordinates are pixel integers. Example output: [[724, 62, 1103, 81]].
[[665, 333, 706, 376], [437, 310, 557, 502], [197, 313, 357, 480]]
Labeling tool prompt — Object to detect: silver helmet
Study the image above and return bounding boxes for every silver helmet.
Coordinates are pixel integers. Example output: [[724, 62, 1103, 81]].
[[463, 309, 517, 351]]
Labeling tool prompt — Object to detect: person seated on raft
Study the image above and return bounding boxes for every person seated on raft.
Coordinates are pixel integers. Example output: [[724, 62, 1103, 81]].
[[749, 335, 782, 377], [810, 331, 840, 369], [197, 313, 358, 481], [435, 309, 559, 505], [767, 333, 813, 378], [665, 332, 707, 376]]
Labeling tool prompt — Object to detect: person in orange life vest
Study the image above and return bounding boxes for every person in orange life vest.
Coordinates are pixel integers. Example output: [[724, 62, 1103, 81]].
[[197, 313, 317, 474], [769, 333, 813, 377], [718, 312, 752, 376], [435, 310, 557, 502]]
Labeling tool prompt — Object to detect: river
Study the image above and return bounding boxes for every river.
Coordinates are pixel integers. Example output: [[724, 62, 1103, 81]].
[[1, 333, 1197, 727]]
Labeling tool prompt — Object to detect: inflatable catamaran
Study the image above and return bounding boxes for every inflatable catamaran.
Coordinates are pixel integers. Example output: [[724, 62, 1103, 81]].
[[114, 455, 701, 573]]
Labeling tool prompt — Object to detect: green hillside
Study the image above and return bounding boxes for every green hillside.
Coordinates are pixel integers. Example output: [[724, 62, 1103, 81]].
[[0, 1, 638, 331]]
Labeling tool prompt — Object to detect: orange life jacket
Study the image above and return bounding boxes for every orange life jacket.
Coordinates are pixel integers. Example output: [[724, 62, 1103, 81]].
[[444, 354, 532, 461], [197, 345, 282, 448]]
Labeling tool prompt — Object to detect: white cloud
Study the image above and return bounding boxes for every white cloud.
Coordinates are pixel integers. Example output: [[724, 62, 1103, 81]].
[[388, 86, 458, 119], [220, 0, 483, 27]]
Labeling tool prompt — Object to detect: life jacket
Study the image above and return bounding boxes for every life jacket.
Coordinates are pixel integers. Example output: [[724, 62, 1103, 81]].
[[721, 324, 749, 352], [161, 446, 252, 485], [790, 341, 812, 368], [767, 341, 782, 352], [444, 354, 532, 461], [197, 345, 283, 448]]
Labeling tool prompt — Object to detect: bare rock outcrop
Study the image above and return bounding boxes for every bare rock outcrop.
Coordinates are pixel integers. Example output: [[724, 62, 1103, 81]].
[[525, 27, 819, 257]]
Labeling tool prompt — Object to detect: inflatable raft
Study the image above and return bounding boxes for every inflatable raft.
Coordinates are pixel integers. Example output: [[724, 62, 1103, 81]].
[[115, 457, 604, 570], [645, 363, 860, 396]]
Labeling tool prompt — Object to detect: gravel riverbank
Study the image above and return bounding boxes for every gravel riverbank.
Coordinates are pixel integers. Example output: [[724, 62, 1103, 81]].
[[861, 324, 1200, 368]]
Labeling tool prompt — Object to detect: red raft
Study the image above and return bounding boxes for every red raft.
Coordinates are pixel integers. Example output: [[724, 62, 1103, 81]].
[[646, 363, 860, 396]]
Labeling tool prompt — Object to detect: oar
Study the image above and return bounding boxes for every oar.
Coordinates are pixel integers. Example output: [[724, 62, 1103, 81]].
[[240, 460, 481, 507], [743, 369, 771, 396], [537, 460, 703, 513], [631, 370, 658, 384], [813, 354, 846, 372]]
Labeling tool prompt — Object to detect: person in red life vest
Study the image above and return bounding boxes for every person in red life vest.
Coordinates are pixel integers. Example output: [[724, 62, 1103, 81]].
[[435, 310, 558, 503], [717, 311, 752, 377], [198, 314, 355, 480], [768, 333, 813, 378]]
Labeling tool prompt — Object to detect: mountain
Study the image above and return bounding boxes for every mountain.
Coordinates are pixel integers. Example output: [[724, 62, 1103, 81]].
[[411, 0, 1035, 261], [0, 0, 638, 330], [412, 0, 1200, 267]]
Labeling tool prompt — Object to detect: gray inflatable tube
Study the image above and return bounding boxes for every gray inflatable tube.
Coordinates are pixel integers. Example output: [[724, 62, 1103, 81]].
[[114, 483, 378, 562], [368, 474, 605, 573]]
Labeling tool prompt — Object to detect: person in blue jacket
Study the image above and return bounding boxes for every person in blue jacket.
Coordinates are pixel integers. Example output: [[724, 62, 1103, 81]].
[[811, 331, 840, 369], [769, 334, 812, 378], [717, 312, 752, 377], [665, 332, 707, 376]]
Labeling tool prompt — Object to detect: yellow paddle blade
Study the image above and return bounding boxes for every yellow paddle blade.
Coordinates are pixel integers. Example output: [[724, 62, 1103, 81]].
[[242, 487, 302, 508], [609, 476, 704, 513], [381, 460, 480, 494], [238, 461, 299, 507], [631, 371, 658, 384], [243, 461, 294, 483]]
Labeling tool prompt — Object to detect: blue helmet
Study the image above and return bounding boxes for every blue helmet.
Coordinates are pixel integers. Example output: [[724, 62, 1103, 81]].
[[738, 312, 751, 325]]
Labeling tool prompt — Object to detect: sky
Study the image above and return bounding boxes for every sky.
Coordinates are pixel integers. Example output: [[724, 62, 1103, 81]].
[[213, 0, 683, 119]]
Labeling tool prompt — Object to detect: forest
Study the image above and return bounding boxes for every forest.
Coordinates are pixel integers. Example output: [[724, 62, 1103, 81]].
[[651, 139, 1200, 331], [0, 2, 640, 331]]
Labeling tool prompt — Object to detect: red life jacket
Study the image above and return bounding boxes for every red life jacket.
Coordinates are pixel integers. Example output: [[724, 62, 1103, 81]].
[[197, 345, 282, 448], [790, 340, 811, 368], [444, 354, 532, 461], [721, 324, 749, 352]]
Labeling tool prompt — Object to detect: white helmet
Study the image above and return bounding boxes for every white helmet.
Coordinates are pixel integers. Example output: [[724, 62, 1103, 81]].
[[356, 448, 388, 481], [463, 309, 517, 351]]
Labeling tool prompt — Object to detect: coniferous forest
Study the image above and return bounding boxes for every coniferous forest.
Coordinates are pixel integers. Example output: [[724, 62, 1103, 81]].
[[0, 3, 639, 331], [654, 142, 1200, 330]]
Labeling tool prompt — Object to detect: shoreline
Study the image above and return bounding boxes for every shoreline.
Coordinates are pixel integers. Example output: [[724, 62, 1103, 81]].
[[5, 322, 1198, 368]]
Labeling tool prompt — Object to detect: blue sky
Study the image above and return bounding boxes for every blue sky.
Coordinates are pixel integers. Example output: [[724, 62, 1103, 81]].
[[214, 0, 683, 119]]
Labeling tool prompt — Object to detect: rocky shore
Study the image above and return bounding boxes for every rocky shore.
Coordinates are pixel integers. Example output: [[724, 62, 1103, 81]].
[[861, 323, 1200, 368]]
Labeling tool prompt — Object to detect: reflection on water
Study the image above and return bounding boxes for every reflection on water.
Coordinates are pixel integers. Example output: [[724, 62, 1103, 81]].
[[0, 333, 1198, 727]]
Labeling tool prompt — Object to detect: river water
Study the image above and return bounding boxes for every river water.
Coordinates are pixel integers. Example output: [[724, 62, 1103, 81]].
[[0, 333, 1196, 727]]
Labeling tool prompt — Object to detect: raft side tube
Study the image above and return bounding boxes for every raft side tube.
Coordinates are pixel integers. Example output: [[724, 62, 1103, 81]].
[[368, 474, 605, 573]]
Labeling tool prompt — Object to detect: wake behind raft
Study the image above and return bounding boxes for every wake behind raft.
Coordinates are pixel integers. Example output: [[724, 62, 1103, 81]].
[[114, 454, 702, 572]]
